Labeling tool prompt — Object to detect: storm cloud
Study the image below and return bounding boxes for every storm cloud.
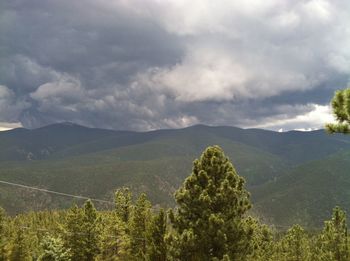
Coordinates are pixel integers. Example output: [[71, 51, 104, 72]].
[[1, 0, 350, 131]]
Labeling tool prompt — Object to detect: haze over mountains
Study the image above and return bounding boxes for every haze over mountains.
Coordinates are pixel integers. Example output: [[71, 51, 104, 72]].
[[0, 122, 349, 227]]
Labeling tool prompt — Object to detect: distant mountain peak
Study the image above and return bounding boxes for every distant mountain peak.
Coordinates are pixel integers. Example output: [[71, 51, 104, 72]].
[[58, 121, 83, 127], [38, 122, 88, 130]]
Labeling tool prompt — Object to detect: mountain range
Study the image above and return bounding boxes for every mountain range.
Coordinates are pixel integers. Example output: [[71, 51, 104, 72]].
[[0, 122, 349, 228]]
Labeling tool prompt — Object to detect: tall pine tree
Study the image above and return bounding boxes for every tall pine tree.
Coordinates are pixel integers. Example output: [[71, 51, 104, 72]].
[[129, 193, 151, 260], [115, 187, 132, 224], [316, 207, 348, 261], [98, 212, 131, 260], [64, 201, 101, 261], [146, 208, 167, 261], [279, 225, 310, 261], [169, 145, 252, 260]]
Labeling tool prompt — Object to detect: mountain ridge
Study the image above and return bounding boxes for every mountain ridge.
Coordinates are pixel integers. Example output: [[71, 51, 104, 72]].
[[0, 122, 349, 227]]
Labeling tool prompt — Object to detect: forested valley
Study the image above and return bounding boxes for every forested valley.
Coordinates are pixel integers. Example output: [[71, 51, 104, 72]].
[[0, 145, 349, 261]]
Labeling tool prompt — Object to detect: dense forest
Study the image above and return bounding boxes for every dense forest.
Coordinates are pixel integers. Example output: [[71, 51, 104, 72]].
[[0, 145, 349, 261]]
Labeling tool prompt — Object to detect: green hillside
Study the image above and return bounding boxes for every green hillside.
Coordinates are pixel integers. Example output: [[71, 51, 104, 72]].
[[0, 123, 350, 228], [0, 133, 286, 213], [1, 123, 349, 164], [252, 149, 350, 228]]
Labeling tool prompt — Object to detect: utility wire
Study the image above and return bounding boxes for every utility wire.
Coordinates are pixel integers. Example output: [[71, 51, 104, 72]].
[[0, 180, 151, 241], [0, 179, 114, 205], [0, 180, 326, 231]]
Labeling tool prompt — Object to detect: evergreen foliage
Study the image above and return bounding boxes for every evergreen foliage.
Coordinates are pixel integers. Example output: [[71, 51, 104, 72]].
[[146, 208, 167, 261], [279, 224, 310, 261], [38, 234, 71, 261], [169, 146, 252, 260], [64, 204, 85, 260], [115, 187, 132, 223], [245, 219, 276, 261], [129, 193, 152, 260], [326, 88, 350, 134], [317, 207, 348, 261], [1, 146, 350, 260], [64, 201, 100, 261], [10, 226, 31, 261], [98, 212, 130, 260], [0, 208, 6, 261]]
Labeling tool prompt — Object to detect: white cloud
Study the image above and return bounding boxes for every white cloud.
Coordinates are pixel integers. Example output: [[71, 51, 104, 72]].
[[135, 0, 350, 104], [138, 47, 249, 102], [162, 115, 199, 129], [302, 0, 332, 22], [0, 122, 22, 131], [138, 45, 326, 102], [31, 76, 83, 101], [249, 104, 336, 130]]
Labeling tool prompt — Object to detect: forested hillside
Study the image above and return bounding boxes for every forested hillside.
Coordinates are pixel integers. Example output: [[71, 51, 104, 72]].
[[0, 146, 349, 260], [0, 123, 350, 227], [253, 149, 350, 227]]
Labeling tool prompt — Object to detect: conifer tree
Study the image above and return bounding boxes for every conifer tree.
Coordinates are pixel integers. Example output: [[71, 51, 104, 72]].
[[326, 88, 350, 134], [146, 208, 167, 261], [83, 200, 101, 260], [64, 204, 85, 260], [10, 227, 31, 261], [169, 146, 252, 260], [115, 187, 132, 223], [279, 225, 310, 261], [317, 207, 348, 261], [38, 234, 71, 261], [64, 201, 101, 261], [0, 207, 7, 261], [129, 193, 151, 260], [246, 219, 276, 261], [98, 212, 131, 260]]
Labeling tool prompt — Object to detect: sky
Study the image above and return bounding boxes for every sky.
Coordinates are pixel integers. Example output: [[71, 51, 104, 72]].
[[1, 0, 349, 131]]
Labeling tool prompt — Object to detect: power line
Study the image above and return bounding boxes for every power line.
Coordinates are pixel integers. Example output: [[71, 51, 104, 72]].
[[0, 179, 114, 205], [0, 180, 148, 241], [2, 180, 326, 231]]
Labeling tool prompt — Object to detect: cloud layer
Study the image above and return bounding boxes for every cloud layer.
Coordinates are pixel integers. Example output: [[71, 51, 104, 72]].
[[1, 0, 350, 131]]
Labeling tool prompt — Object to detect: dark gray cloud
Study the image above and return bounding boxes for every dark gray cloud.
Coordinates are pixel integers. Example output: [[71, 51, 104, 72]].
[[1, 0, 350, 131]]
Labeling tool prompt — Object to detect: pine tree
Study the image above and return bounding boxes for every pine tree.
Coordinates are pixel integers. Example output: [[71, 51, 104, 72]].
[[246, 219, 276, 261], [83, 200, 101, 260], [316, 207, 349, 261], [38, 234, 71, 261], [98, 212, 131, 260], [115, 187, 132, 223], [0, 207, 7, 261], [129, 193, 151, 260], [64, 201, 101, 261], [169, 145, 252, 260], [279, 224, 310, 261], [326, 88, 350, 134], [64, 204, 85, 260], [10, 226, 31, 261], [146, 208, 167, 261]]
